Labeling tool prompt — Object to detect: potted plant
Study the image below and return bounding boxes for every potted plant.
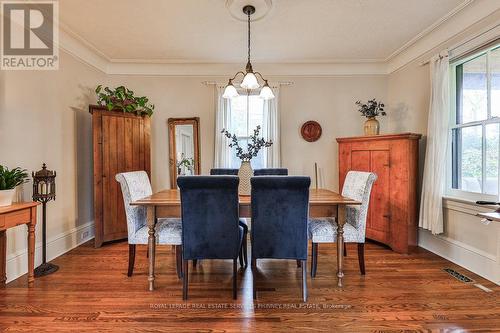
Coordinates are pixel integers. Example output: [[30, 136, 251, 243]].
[[0, 165, 29, 207], [221, 125, 273, 195], [176, 154, 195, 176], [356, 99, 386, 135], [95, 85, 155, 117]]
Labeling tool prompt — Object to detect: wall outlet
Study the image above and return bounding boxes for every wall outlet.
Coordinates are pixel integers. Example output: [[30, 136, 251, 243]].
[[81, 230, 89, 240]]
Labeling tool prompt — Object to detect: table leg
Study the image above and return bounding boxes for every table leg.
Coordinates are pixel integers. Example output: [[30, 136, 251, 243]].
[[148, 206, 157, 291], [0, 230, 6, 287], [27, 222, 35, 287], [336, 204, 346, 287]]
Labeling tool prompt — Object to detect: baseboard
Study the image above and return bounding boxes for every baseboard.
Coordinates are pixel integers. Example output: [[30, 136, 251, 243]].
[[6, 221, 95, 283], [418, 229, 499, 285]]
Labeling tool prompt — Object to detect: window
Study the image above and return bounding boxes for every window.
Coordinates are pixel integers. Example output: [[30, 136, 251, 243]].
[[450, 44, 500, 198], [228, 94, 266, 169]]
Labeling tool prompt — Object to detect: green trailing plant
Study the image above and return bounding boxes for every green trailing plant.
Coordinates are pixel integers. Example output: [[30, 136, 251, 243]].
[[95, 85, 155, 117], [356, 98, 386, 118], [221, 125, 273, 161], [0, 165, 29, 191]]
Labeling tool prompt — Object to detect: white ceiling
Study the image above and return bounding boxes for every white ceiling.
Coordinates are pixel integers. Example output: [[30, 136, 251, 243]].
[[58, 0, 467, 63]]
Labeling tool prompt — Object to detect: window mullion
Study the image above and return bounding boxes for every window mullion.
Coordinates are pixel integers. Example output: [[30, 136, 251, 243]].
[[487, 50, 492, 119]]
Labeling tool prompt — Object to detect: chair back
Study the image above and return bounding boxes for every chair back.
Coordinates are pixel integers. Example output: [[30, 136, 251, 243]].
[[210, 168, 239, 175], [178, 176, 241, 260], [341, 171, 377, 238], [251, 176, 310, 260], [115, 171, 152, 238], [254, 168, 288, 176]]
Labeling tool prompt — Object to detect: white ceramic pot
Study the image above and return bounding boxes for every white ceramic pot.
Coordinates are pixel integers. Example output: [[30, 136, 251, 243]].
[[0, 189, 16, 207], [238, 160, 253, 196]]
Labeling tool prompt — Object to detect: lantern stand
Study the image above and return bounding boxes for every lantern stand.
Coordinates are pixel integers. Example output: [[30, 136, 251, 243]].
[[32, 163, 58, 277]]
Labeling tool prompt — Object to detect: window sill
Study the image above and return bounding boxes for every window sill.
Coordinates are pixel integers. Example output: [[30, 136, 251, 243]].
[[442, 196, 496, 215]]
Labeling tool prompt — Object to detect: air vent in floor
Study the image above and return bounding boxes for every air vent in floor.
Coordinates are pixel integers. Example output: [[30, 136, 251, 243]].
[[443, 268, 474, 283]]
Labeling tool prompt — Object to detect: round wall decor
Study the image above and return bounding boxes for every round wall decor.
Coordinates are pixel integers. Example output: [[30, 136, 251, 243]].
[[301, 121, 322, 142]]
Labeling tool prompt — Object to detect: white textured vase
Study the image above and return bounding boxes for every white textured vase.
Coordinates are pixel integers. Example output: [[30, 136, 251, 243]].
[[238, 160, 253, 196], [0, 189, 16, 207]]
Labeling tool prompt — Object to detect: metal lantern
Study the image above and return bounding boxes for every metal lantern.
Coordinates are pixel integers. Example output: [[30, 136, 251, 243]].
[[32, 163, 58, 277]]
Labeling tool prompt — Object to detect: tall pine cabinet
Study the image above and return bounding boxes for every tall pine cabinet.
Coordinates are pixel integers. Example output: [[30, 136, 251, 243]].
[[337, 133, 421, 253], [90, 105, 151, 247]]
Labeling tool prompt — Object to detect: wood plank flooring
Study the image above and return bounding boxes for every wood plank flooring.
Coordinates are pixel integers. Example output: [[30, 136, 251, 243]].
[[1, 240, 498, 332]]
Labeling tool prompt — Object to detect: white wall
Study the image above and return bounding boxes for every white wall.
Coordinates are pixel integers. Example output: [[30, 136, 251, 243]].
[[104, 75, 387, 192], [386, 11, 500, 285], [0, 51, 104, 282]]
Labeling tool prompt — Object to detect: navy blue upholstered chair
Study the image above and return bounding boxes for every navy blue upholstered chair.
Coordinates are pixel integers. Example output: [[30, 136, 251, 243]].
[[210, 168, 248, 268], [253, 168, 288, 176], [251, 176, 311, 302], [210, 168, 238, 175], [177, 176, 244, 300]]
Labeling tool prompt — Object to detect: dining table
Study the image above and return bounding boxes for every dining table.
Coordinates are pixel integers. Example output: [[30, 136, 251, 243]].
[[131, 188, 360, 291]]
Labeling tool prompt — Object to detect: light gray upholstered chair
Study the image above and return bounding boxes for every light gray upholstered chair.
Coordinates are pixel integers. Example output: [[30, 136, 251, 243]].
[[308, 171, 377, 276], [115, 171, 182, 278]]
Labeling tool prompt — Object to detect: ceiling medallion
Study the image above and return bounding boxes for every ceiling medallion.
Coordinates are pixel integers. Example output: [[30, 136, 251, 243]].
[[222, 4, 274, 100]]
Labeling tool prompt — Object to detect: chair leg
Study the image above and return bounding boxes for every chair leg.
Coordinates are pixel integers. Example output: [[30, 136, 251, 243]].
[[344, 242, 347, 257], [358, 243, 366, 275], [182, 260, 189, 300], [311, 243, 318, 278], [175, 245, 183, 279], [232, 259, 238, 300], [296, 260, 302, 268], [252, 258, 257, 299], [192, 259, 197, 268], [127, 244, 136, 277], [302, 260, 307, 302], [243, 234, 248, 268], [239, 246, 244, 268]]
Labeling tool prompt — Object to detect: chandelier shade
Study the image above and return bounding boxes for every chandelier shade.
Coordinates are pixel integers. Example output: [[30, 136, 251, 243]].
[[222, 5, 274, 100]]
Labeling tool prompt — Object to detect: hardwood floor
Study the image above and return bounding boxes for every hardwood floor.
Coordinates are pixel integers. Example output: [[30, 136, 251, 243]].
[[1, 240, 498, 332]]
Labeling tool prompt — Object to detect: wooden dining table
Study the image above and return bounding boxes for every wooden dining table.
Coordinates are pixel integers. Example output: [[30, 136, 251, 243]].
[[131, 188, 360, 291]]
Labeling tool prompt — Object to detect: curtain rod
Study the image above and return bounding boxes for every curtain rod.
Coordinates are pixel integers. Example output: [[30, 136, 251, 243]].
[[419, 53, 449, 66], [201, 80, 293, 86]]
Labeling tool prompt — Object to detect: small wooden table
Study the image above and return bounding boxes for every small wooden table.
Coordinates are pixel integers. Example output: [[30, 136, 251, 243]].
[[131, 189, 360, 291], [0, 202, 38, 287]]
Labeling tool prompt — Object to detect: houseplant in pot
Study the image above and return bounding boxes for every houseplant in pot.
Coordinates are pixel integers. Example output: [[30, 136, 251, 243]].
[[221, 125, 273, 195], [356, 99, 386, 135], [0, 165, 29, 206]]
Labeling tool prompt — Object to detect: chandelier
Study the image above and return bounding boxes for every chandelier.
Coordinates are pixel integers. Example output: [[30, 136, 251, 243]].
[[223, 5, 275, 100]]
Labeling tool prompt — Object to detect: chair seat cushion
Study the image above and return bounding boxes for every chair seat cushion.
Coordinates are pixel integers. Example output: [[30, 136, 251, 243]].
[[308, 217, 363, 243], [130, 218, 182, 245]]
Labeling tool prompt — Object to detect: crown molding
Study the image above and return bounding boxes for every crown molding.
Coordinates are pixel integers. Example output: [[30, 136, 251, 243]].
[[55, 1, 498, 77], [386, 0, 500, 73]]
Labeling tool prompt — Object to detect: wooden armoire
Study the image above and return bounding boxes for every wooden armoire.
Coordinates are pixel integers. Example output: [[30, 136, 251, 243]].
[[90, 105, 151, 247], [337, 133, 421, 254]]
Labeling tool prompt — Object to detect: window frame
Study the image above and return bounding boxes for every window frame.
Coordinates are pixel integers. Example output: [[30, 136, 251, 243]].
[[228, 92, 267, 169], [447, 44, 500, 201]]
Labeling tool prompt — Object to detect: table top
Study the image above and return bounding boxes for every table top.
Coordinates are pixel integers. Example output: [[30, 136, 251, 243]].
[[0, 202, 39, 214], [131, 188, 360, 206]]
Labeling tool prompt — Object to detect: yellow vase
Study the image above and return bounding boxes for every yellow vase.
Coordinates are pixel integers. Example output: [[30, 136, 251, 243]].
[[363, 117, 380, 136]]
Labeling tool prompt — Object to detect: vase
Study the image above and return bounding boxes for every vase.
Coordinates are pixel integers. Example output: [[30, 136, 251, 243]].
[[364, 117, 380, 136], [238, 160, 253, 196], [0, 189, 16, 207]]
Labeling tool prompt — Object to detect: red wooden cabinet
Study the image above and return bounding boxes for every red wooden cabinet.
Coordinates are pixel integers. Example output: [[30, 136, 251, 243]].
[[337, 133, 421, 253], [90, 106, 151, 247]]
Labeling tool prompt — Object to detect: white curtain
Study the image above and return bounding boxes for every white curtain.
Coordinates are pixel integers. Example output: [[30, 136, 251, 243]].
[[214, 86, 232, 168], [419, 52, 450, 235], [263, 86, 281, 167]]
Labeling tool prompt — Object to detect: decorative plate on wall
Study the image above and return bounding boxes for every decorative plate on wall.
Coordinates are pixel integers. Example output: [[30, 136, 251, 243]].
[[301, 121, 322, 142]]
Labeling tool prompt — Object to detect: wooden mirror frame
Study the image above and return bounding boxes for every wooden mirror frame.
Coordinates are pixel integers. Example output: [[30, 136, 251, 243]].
[[168, 117, 201, 189]]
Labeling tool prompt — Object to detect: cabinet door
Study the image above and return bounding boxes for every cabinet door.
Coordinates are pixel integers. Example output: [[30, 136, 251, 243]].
[[100, 114, 149, 244], [351, 150, 370, 172], [367, 150, 390, 243]]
